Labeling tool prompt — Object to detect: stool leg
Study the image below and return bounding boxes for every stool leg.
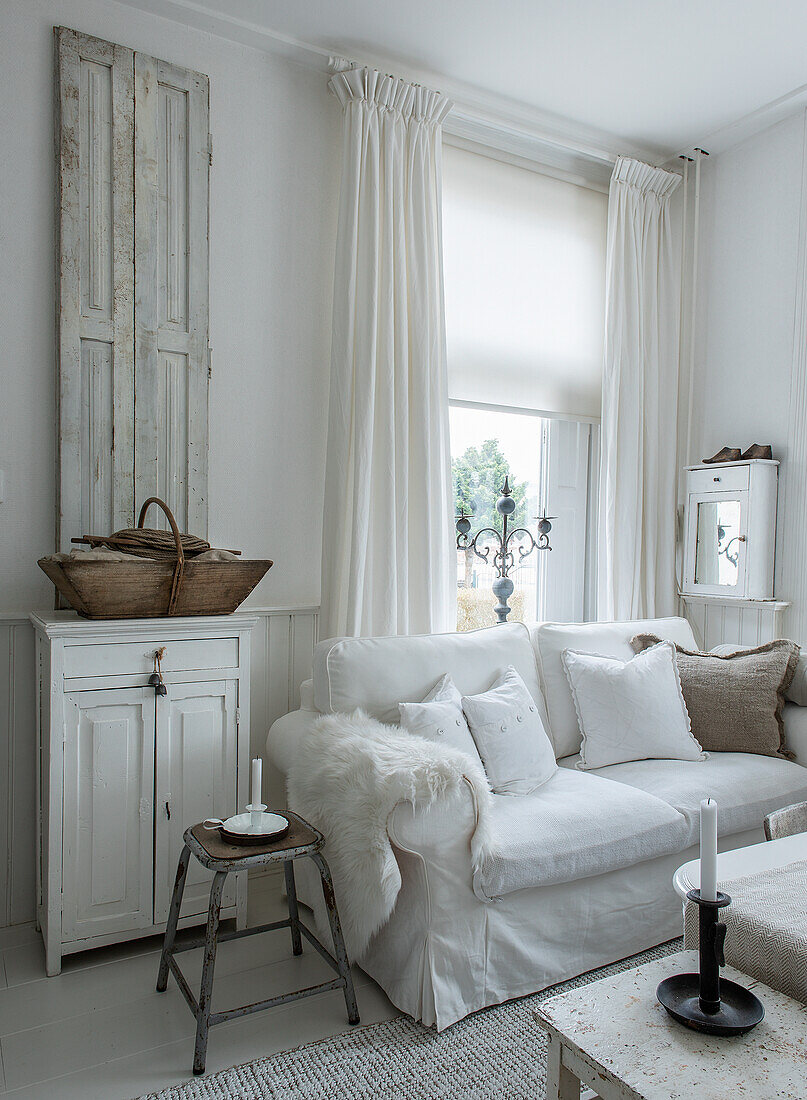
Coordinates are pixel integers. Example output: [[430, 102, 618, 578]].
[[157, 844, 191, 993], [193, 870, 227, 1076], [284, 860, 303, 956], [311, 853, 360, 1025]]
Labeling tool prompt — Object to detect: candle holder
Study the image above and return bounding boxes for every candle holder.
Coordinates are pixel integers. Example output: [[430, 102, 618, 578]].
[[656, 889, 764, 1036], [455, 478, 553, 624]]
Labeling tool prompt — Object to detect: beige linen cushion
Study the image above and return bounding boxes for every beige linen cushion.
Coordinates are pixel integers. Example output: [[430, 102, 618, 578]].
[[631, 635, 799, 759]]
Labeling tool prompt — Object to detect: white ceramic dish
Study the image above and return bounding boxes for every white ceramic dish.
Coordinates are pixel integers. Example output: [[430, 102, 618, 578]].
[[204, 811, 290, 845]]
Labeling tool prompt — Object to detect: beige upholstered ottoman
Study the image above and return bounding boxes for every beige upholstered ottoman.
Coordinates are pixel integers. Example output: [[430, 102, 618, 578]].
[[681, 854, 807, 1004]]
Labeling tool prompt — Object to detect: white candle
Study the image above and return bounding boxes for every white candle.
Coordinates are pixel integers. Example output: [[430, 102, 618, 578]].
[[700, 798, 718, 902], [251, 757, 262, 810]]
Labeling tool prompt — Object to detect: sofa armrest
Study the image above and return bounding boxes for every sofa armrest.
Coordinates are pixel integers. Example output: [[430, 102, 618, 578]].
[[784, 703, 807, 767], [387, 778, 480, 879]]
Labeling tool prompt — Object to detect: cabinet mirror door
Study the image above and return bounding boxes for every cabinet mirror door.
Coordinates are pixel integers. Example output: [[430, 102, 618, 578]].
[[687, 490, 748, 596], [154, 680, 238, 923], [62, 689, 155, 940]]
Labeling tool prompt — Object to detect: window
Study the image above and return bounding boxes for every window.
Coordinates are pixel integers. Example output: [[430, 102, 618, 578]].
[[451, 404, 547, 630], [443, 144, 607, 628]]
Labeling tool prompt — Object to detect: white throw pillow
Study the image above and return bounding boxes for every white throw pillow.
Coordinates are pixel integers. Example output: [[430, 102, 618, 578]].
[[399, 674, 483, 765], [462, 666, 557, 795], [561, 641, 706, 770]]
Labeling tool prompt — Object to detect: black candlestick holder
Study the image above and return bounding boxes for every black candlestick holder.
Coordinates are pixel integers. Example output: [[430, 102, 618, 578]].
[[656, 889, 764, 1036]]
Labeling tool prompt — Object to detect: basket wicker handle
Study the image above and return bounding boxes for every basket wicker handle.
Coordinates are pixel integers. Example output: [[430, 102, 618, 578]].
[[137, 497, 185, 614]]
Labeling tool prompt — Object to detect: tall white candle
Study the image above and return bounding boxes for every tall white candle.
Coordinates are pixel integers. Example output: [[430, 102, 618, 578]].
[[700, 798, 718, 902], [251, 757, 262, 810]]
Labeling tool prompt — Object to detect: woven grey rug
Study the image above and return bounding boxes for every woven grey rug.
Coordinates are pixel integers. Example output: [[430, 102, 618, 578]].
[[139, 940, 681, 1100]]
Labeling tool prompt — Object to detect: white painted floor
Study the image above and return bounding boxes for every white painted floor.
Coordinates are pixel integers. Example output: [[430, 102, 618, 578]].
[[0, 877, 400, 1099]]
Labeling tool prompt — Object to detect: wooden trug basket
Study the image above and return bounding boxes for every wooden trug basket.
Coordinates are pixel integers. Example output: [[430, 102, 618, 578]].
[[39, 498, 272, 619]]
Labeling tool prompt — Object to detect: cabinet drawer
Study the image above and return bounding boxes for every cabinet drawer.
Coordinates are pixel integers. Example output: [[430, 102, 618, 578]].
[[687, 465, 749, 494], [63, 637, 240, 681]]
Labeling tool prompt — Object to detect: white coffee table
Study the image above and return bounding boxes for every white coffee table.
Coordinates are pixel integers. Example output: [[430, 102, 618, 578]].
[[535, 950, 807, 1099], [673, 832, 807, 901]]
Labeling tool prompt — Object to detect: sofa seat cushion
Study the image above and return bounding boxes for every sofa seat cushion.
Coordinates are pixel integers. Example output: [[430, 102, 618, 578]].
[[472, 767, 688, 900], [529, 617, 698, 759], [560, 752, 807, 845]]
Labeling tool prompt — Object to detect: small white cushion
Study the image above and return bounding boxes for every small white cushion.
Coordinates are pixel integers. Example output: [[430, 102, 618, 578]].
[[462, 666, 557, 795], [529, 616, 698, 758], [562, 641, 706, 770], [399, 674, 483, 764]]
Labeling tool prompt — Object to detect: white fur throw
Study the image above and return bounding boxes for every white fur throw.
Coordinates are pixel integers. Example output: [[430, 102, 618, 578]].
[[287, 709, 492, 958]]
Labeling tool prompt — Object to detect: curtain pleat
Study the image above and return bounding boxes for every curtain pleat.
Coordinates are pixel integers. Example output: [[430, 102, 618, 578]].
[[320, 67, 455, 639], [598, 156, 681, 620]]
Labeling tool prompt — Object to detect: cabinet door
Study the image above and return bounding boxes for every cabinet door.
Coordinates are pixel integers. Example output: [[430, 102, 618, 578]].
[[62, 689, 154, 941], [684, 489, 749, 597], [154, 680, 238, 923]]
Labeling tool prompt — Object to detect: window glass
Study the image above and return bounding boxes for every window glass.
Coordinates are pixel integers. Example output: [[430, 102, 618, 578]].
[[451, 405, 547, 630]]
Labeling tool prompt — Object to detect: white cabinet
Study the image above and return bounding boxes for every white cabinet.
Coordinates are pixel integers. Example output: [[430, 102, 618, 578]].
[[32, 612, 256, 976], [682, 460, 779, 600]]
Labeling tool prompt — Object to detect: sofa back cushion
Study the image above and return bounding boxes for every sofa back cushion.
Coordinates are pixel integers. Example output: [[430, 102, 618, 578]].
[[313, 622, 549, 728], [528, 617, 698, 759]]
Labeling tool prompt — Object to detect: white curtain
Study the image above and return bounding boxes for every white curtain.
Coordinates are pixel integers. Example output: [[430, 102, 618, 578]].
[[598, 156, 681, 621], [320, 68, 455, 639]]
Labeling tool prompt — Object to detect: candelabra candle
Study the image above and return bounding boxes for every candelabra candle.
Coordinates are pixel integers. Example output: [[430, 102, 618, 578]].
[[249, 757, 265, 831], [700, 798, 718, 902], [456, 478, 554, 624]]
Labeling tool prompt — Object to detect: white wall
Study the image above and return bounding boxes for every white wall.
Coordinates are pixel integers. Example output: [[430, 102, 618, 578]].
[[692, 113, 804, 463], [690, 111, 805, 624], [0, 0, 341, 613]]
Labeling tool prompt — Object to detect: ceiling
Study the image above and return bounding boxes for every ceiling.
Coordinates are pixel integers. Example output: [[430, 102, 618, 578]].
[[127, 0, 807, 156]]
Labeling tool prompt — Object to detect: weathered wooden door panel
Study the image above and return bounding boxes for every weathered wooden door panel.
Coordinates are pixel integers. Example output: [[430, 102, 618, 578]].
[[62, 689, 154, 939], [55, 28, 209, 551], [55, 28, 135, 549], [134, 55, 210, 536], [153, 680, 237, 923]]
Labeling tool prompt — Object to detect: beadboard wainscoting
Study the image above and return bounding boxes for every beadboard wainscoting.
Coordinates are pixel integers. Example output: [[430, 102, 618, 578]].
[[680, 595, 789, 650], [0, 617, 37, 929], [0, 607, 318, 931]]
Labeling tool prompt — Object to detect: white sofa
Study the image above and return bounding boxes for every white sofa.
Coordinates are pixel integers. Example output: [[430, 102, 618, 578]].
[[266, 617, 807, 1030]]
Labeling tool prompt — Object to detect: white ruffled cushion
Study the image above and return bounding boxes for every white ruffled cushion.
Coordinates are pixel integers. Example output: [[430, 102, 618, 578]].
[[562, 641, 706, 770], [399, 674, 483, 765], [462, 666, 557, 795]]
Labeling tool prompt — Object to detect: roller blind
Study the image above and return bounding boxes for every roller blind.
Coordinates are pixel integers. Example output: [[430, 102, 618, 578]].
[[442, 144, 607, 418]]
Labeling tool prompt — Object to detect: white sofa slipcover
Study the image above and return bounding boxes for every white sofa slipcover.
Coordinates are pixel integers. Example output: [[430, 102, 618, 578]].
[[267, 616, 807, 1029], [312, 620, 550, 730]]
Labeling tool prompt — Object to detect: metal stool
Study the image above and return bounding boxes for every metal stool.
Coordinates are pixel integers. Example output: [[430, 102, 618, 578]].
[[157, 811, 360, 1075]]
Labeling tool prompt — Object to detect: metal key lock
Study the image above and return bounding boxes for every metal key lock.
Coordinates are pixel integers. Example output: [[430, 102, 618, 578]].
[[148, 647, 168, 696]]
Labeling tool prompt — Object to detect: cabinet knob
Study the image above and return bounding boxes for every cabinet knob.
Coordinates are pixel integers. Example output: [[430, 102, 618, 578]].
[[165, 801, 171, 820], [738, 535, 747, 542], [713, 476, 721, 482]]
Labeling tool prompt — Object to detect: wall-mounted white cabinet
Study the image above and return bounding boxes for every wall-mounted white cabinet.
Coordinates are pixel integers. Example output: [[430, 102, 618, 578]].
[[32, 612, 255, 976], [681, 460, 779, 600]]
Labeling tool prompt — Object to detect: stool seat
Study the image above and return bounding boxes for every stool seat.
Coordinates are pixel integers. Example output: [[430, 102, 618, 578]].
[[157, 811, 359, 1075], [188, 812, 321, 867]]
